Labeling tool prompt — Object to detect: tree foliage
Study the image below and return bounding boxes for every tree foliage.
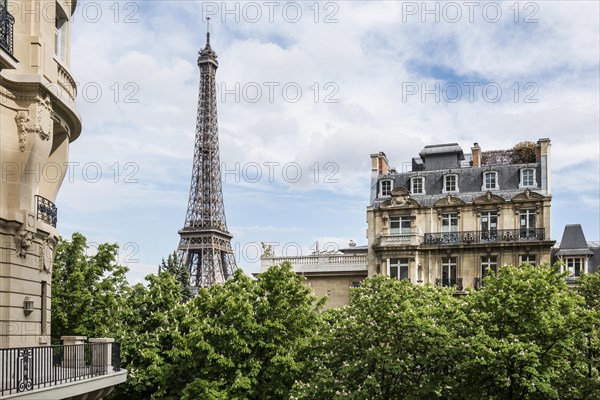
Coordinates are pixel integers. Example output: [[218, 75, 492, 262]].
[[52, 237, 599, 400], [511, 141, 537, 164], [159, 251, 192, 302], [156, 262, 323, 400], [51, 233, 129, 340]]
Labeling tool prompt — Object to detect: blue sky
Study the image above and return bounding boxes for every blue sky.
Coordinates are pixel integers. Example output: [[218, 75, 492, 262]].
[[59, 1, 599, 283]]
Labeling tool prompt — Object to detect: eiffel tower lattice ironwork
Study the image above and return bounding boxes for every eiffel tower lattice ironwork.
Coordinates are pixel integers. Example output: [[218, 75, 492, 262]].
[[178, 22, 237, 289]]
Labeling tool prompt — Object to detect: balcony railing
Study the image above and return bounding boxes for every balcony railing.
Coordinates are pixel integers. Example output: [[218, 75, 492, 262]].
[[377, 233, 421, 246], [0, 2, 14, 55], [423, 228, 545, 246], [35, 195, 58, 227], [0, 342, 121, 396], [435, 278, 463, 290]]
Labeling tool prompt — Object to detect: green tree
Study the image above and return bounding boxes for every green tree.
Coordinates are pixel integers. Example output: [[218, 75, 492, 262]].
[[111, 271, 186, 400], [159, 251, 192, 302], [455, 264, 593, 400], [51, 233, 129, 340], [292, 276, 467, 400], [156, 262, 323, 400]]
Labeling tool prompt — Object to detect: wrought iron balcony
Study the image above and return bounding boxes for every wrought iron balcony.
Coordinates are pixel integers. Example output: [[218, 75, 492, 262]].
[[0, 2, 14, 55], [0, 342, 121, 396], [423, 228, 545, 246], [35, 195, 58, 227], [435, 277, 463, 290]]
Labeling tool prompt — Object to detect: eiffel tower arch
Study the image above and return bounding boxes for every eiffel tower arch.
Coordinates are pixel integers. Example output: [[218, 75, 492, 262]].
[[178, 23, 237, 289]]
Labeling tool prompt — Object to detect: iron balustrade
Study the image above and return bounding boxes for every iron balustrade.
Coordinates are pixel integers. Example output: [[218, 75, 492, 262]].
[[0, 342, 121, 396], [423, 228, 545, 246], [35, 195, 58, 227], [435, 278, 463, 290], [0, 2, 14, 55]]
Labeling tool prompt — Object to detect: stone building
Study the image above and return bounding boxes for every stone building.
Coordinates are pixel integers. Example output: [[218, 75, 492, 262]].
[[367, 139, 555, 290], [553, 224, 600, 283], [260, 242, 367, 308], [1, 1, 125, 398]]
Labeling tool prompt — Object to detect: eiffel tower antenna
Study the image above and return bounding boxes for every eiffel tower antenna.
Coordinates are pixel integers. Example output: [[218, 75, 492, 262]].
[[178, 25, 237, 290]]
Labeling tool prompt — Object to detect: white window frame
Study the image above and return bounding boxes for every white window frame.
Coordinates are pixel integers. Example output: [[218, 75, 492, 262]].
[[443, 174, 459, 193], [482, 171, 499, 191], [380, 179, 393, 197], [55, 5, 68, 62], [389, 258, 410, 280], [441, 257, 457, 287], [410, 176, 425, 195], [390, 216, 411, 234], [564, 257, 585, 277], [441, 213, 458, 233], [519, 254, 536, 266], [519, 168, 537, 188], [481, 256, 498, 279]]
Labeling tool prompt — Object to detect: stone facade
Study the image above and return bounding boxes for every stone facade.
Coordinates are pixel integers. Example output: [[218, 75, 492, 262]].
[[259, 244, 368, 308], [367, 139, 555, 290], [1, 0, 81, 348]]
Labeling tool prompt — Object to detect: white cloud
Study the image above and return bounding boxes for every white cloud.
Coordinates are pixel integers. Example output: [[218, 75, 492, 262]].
[[60, 1, 600, 283]]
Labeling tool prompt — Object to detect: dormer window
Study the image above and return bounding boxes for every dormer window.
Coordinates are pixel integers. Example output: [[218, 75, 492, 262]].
[[410, 177, 425, 195], [519, 168, 537, 188], [380, 180, 393, 197], [482, 171, 499, 190], [443, 174, 458, 193]]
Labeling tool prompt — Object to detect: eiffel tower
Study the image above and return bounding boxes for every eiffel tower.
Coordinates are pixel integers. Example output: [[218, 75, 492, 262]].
[[178, 20, 237, 289]]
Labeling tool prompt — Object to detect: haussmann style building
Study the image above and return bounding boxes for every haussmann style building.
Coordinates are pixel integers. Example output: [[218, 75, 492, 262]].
[[367, 139, 555, 291], [261, 138, 577, 306], [1, 1, 125, 398]]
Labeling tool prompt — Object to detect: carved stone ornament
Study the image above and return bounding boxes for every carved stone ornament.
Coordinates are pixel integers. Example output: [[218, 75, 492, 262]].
[[15, 112, 30, 151], [433, 194, 466, 207], [473, 191, 505, 205], [40, 239, 54, 272], [381, 187, 419, 209], [511, 189, 545, 203], [36, 95, 53, 141], [16, 228, 34, 259], [260, 242, 274, 258]]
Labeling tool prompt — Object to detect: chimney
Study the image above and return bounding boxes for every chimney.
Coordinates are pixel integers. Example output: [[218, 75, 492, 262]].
[[371, 151, 389, 176], [471, 142, 481, 167]]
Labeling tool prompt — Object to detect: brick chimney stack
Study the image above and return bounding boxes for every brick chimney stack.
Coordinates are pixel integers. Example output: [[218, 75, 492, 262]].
[[471, 143, 481, 167]]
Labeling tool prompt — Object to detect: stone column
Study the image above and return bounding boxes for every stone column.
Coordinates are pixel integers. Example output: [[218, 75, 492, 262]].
[[61, 336, 86, 370], [89, 338, 115, 373]]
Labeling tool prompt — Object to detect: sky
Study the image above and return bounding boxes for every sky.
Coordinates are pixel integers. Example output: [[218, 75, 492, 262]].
[[58, 0, 600, 284]]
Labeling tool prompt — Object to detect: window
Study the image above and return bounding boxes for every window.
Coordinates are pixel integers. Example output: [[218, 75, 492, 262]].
[[482, 171, 498, 190], [410, 177, 425, 195], [390, 216, 411, 234], [481, 256, 497, 279], [565, 257, 584, 277], [520, 254, 536, 266], [443, 174, 458, 192], [520, 168, 537, 188], [519, 209, 536, 239], [55, 5, 68, 62], [441, 213, 458, 233], [390, 258, 409, 280], [380, 180, 392, 196], [441, 257, 457, 287], [480, 211, 498, 240]]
